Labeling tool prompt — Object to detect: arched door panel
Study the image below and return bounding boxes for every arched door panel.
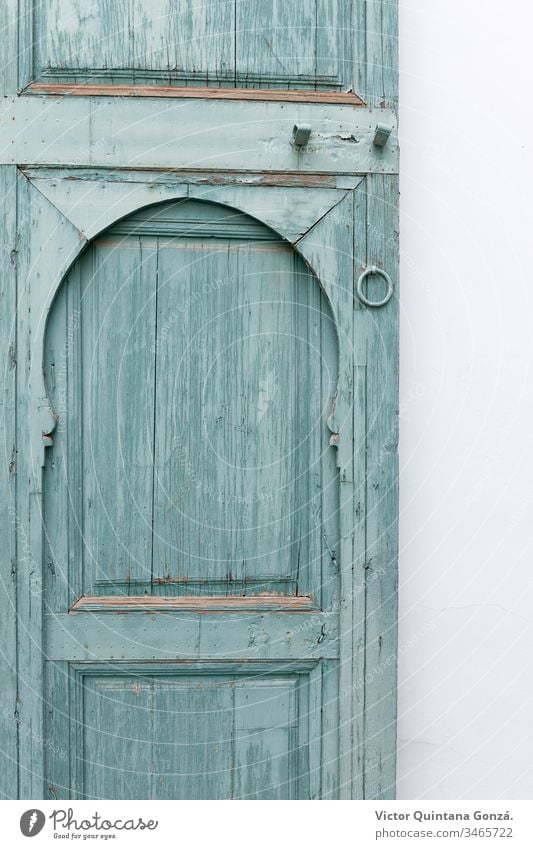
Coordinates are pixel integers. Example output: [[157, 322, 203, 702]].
[[44, 201, 339, 606]]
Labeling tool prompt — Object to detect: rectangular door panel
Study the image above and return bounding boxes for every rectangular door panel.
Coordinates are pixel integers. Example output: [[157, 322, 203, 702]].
[[29, 0, 355, 91], [46, 665, 312, 800]]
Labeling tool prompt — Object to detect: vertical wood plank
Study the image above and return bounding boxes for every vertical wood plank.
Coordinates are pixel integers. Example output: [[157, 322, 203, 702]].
[[43, 662, 71, 799], [152, 677, 234, 800], [42, 275, 77, 799], [15, 177, 85, 798], [320, 658, 340, 799], [233, 679, 298, 799], [158, 0, 235, 83], [43, 268, 71, 614], [360, 173, 399, 799], [83, 675, 155, 799], [236, 0, 317, 85], [316, 0, 344, 82], [351, 0, 367, 102], [297, 191, 355, 798], [0, 0, 21, 94], [34, 0, 236, 83], [81, 238, 158, 593], [307, 662, 321, 799], [351, 178, 369, 799], [352, 362, 368, 798], [0, 165, 18, 798], [15, 173, 45, 798], [364, 0, 399, 107]]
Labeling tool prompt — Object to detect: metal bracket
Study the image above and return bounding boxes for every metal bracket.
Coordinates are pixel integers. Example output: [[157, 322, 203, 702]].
[[373, 123, 393, 147], [292, 124, 312, 147]]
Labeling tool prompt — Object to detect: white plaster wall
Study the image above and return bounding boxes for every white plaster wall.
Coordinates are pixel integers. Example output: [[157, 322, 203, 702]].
[[397, 1, 533, 798]]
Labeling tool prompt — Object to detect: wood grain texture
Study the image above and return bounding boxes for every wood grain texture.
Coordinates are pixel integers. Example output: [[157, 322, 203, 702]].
[[0, 0, 20, 95], [45, 612, 339, 661], [15, 177, 86, 798], [354, 174, 399, 799], [0, 96, 399, 174], [9, 0, 399, 799], [38, 194, 345, 799], [15, 174, 47, 798], [45, 239, 158, 598], [17, 171, 398, 799], [235, 0, 337, 83], [23, 166, 345, 188], [43, 200, 339, 600], [30, 0, 362, 96], [85, 241, 156, 589], [297, 191, 356, 798], [348, 179, 369, 800], [364, 0, 399, 107], [0, 166, 18, 798], [34, 0, 235, 82], [12, 0, 399, 106], [46, 665, 311, 799], [150, 221, 337, 593], [25, 82, 364, 105], [70, 595, 316, 611], [21, 169, 356, 244]]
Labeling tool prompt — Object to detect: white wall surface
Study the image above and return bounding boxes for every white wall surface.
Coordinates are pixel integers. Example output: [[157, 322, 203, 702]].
[[397, 1, 533, 798]]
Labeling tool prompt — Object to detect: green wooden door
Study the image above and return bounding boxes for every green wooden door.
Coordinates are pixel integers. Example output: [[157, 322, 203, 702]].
[[0, 0, 399, 800]]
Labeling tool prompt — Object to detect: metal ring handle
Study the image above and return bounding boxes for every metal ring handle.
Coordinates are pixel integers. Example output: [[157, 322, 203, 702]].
[[356, 266, 394, 308]]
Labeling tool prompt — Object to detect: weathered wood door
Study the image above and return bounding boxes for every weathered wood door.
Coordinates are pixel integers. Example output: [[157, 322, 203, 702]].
[[0, 1, 399, 799]]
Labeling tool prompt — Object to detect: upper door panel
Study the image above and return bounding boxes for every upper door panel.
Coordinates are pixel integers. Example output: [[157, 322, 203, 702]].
[[32, 0, 356, 91]]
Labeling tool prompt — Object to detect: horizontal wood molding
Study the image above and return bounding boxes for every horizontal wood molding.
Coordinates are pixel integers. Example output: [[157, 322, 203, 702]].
[[70, 595, 317, 613], [1, 97, 399, 174], [24, 82, 365, 105], [46, 611, 338, 661]]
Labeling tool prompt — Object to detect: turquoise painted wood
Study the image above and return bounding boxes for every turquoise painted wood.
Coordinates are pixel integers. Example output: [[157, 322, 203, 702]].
[[42, 199, 341, 799], [33, 0, 357, 93], [0, 165, 18, 799], [2, 0, 397, 105], [44, 201, 339, 599], [0, 0, 399, 800]]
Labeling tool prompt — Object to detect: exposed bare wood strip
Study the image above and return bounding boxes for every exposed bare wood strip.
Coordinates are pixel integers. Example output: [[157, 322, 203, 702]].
[[24, 82, 365, 105], [22, 165, 340, 188], [70, 595, 317, 613]]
